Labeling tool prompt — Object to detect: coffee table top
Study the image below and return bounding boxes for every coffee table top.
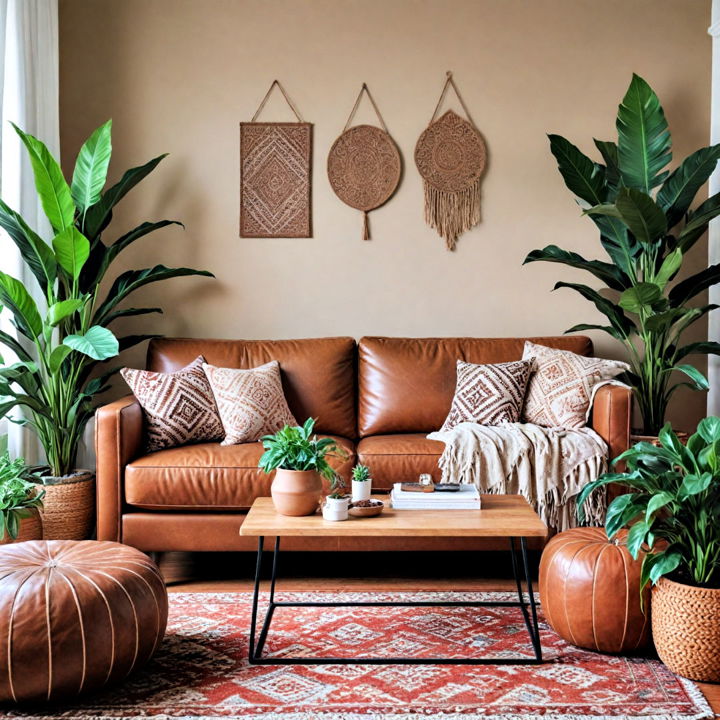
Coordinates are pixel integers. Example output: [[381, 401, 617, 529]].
[[240, 495, 547, 538]]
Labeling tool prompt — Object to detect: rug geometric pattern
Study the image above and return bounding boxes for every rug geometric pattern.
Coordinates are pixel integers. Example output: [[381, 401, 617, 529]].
[[2, 592, 711, 720]]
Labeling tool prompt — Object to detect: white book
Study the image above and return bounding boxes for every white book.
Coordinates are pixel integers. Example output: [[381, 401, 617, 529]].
[[390, 483, 481, 510]]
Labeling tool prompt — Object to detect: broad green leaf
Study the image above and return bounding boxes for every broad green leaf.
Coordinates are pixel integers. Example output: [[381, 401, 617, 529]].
[[674, 341, 720, 362], [83, 154, 167, 240], [523, 245, 627, 290], [103, 307, 162, 325], [71, 119, 112, 212], [680, 472, 713, 497], [554, 281, 636, 337], [672, 364, 709, 391], [668, 263, 720, 307], [616, 74, 672, 193], [697, 416, 720, 443], [645, 491, 673, 522], [48, 345, 72, 374], [548, 134, 607, 205], [676, 192, 720, 252], [626, 520, 650, 559], [565, 323, 624, 341], [93, 265, 214, 324], [649, 551, 681, 584], [655, 248, 682, 288], [0, 199, 57, 292], [657, 144, 720, 227], [47, 299, 83, 327], [594, 139, 622, 194], [52, 227, 90, 280], [0, 272, 42, 338], [12, 123, 75, 232], [619, 282, 662, 313], [116, 334, 160, 352], [63, 326, 119, 360], [613, 188, 667, 245]]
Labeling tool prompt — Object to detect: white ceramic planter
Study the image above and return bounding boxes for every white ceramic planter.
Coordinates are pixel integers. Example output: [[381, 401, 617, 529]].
[[351, 479, 372, 502], [322, 496, 349, 521]]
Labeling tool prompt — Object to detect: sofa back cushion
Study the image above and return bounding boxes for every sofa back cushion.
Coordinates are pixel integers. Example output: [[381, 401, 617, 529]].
[[147, 337, 356, 438], [357, 336, 593, 437]]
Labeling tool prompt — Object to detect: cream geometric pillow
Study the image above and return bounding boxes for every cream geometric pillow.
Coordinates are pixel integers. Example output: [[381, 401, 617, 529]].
[[441, 359, 535, 430], [121, 356, 224, 452], [521, 341, 629, 429], [202, 361, 298, 445]]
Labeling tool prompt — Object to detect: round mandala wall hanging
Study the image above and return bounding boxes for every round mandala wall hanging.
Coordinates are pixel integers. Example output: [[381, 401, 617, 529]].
[[415, 72, 487, 250], [327, 84, 401, 240]]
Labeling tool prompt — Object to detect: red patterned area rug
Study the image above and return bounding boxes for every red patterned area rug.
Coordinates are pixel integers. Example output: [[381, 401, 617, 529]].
[[0, 592, 712, 720]]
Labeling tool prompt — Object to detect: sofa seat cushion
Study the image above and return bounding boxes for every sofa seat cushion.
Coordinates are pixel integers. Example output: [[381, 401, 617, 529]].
[[125, 436, 355, 511], [357, 434, 446, 490]]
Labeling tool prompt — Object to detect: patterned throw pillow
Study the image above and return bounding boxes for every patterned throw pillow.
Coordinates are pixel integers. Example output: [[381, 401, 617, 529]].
[[440, 359, 535, 430], [202, 361, 298, 445], [522, 341, 629, 429], [121, 356, 224, 452]]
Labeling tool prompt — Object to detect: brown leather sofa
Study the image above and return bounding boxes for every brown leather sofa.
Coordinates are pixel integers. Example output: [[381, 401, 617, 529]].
[[95, 336, 631, 553]]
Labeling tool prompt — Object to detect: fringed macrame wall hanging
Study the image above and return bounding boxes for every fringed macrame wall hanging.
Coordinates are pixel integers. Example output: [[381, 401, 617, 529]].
[[240, 80, 312, 238], [327, 83, 401, 241], [415, 72, 487, 250]]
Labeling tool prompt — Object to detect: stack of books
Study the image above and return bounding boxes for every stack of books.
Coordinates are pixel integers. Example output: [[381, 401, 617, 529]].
[[390, 483, 481, 510]]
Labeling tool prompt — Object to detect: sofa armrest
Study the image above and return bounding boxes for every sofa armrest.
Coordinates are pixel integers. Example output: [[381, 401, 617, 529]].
[[95, 395, 144, 541], [591, 384, 632, 462]]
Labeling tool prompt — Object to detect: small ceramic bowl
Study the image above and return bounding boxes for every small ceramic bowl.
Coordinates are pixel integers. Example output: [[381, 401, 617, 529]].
[[348, 499, 384, 517]]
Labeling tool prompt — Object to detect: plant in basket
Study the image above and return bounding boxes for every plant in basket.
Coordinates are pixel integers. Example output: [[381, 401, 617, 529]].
[[0, 121, 212, 539], [259, 418, 347, 517], [577, 417, 720, 681], [525, 73, 720, 437], [0, 452, 44, 544]]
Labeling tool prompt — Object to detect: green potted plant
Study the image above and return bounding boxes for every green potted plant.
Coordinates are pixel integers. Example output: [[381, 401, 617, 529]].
[[323, 473, 349, 522], [0, 120, 212, 538], [524, 74, 720, 437], [259, 418, 346, 516], [577, 417, 720, 681], [351, 463, 372, 502], [0, 452, 44, 544]]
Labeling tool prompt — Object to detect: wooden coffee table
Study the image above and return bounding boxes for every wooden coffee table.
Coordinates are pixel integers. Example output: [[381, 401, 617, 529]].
[[240, 495, 547, 666]]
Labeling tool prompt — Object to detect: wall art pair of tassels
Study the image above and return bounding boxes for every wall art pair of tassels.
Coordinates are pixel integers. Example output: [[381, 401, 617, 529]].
[[239, 73, 487, 250]]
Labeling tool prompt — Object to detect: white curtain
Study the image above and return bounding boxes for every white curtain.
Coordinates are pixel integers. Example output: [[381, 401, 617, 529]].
[[710, 3, 720, 417], [0, 0, 59, 463]]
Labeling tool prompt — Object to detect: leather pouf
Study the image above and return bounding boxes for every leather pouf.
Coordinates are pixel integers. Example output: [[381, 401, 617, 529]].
[[0, 540, 168, 703], [539, 527, 650, 653]]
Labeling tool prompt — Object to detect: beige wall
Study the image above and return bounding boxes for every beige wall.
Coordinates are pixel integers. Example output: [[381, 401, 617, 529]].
[[59, 0, 712, 430]]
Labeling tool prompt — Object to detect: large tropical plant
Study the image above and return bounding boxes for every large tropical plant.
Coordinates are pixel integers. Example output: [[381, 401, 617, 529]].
[[0, 120, 213, 476], [577, 417, 720, 590], [525, 74, 720, 435]]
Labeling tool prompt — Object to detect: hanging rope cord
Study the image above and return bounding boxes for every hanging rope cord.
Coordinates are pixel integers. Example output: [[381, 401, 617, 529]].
[[251, 79, 305, 122], [429, 71, 476, 127]]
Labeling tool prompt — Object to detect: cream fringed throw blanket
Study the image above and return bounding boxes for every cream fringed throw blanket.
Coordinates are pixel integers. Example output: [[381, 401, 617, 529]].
[[427, 422, 609, 531]]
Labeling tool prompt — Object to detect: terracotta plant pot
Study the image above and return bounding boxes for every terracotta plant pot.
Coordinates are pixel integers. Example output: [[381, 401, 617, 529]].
[[631, 430, 689, 446], [652, 577, 720, 682], [35, 470, 95, 540], [0, 509, 42, 545], [271, 469, 323, 516]]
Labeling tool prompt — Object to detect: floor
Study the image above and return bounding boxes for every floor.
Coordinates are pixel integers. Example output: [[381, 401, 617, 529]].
[[158, 551, 720, 714]]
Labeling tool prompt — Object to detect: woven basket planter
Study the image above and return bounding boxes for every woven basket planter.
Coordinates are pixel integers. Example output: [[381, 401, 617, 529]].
[[0, 509, 42, 545], [35, 471, 95, 540], [652, 577, 720, 682]]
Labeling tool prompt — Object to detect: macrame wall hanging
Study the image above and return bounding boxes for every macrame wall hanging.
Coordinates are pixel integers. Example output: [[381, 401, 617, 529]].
[[327, 83, 401, 241], [240, 80, 312, 238], [415, 71, 487, 250]]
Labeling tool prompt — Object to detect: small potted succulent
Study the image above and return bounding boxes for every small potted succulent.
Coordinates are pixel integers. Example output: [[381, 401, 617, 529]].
[[323, 474, 349, 522], [577, 417, 720, 682], [259, 418, 346, 516], [351, 464, 372, 502], [0, 452, 44, 544]]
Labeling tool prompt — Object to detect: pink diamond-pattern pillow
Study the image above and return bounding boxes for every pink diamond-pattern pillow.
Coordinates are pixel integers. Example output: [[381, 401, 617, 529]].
[[522, 341, 629, 429], [121, 356, 224, 452], [440, 359, 535, 431], [202, 361, 298, 445]]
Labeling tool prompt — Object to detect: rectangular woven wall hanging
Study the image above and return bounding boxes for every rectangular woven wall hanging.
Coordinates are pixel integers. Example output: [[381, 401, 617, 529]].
[[240, 80, 312, 238]]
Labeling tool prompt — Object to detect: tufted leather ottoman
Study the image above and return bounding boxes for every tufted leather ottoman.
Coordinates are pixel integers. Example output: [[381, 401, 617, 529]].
[[0, 540, 167, 703]]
